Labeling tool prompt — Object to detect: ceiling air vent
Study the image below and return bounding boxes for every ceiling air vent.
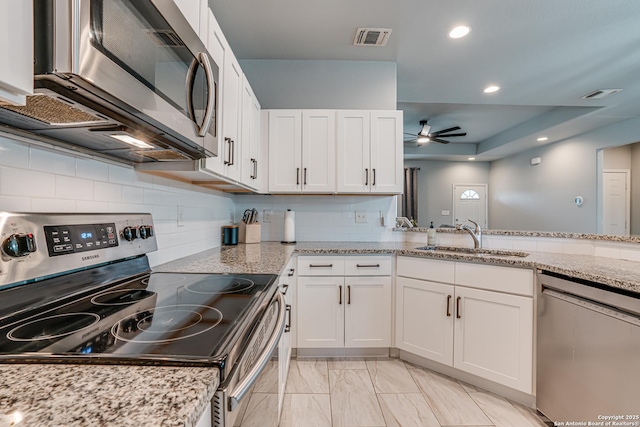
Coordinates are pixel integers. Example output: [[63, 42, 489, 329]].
[[353, 28, 392, 46], [580, 89, 622, 99]]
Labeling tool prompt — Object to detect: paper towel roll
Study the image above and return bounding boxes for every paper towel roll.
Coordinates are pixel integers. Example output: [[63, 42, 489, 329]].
[[282, 209, 296, 244]]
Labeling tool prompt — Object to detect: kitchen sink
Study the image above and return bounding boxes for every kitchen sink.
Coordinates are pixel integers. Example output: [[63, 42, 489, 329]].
[[414, 245, 529, 258]]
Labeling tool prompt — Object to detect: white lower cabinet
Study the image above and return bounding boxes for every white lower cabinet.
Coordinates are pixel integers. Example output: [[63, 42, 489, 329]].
[[396, 256, 534, 394], [297, 255, 392, 349], [277, 258, 295, 418]]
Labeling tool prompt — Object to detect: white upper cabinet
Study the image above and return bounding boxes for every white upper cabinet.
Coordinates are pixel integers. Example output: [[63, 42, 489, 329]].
[[240, 75, 263, 190], [268, 110, 336, 193], [337, 110, 403, 194], [0, 0, 33, 105], [172, 0, 208, 40]]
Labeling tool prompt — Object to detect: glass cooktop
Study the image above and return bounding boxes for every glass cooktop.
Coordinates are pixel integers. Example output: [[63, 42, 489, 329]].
[[0, 272, 278, 366]]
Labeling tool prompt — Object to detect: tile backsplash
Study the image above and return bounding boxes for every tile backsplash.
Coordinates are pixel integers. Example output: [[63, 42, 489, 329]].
[[235, 194, 399, 242], [0, 135, 235, 267]]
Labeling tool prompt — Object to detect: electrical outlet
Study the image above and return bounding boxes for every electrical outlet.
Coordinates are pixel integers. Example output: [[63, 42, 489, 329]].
[[263, 210, 272, 223], [177, 205, 184, 227], [355, 211, 367, 223]]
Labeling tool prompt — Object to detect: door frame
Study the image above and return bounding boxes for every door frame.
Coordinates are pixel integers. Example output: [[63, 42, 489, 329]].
[[600, 169, 631, 236], [452, 183, 488, 228]]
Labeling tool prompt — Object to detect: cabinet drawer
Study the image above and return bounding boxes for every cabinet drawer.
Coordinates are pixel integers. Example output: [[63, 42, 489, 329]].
[[455, 263, 534, 296], [344, 255, 392, 276], [397, 256, 455, 283], [297, 256, 345, 276]]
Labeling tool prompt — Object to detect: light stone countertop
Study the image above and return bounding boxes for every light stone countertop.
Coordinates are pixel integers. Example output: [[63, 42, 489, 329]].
[[5, 240, 640, 427], [0, 364, 218, 427], [156, 241, 640, 294]]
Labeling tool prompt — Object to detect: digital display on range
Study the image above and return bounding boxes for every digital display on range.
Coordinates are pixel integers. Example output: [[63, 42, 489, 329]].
[[44, 223, 118, 257]]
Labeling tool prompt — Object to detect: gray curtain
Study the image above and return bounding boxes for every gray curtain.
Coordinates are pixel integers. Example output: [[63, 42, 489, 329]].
[[403, 167, 419, 222]]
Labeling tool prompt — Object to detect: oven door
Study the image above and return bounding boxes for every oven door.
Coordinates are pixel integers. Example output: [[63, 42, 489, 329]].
[[71, 0, 218, 154], [213, 292, 286, 427]]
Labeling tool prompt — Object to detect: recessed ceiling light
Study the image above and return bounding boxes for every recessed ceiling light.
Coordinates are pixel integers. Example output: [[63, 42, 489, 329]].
[[483, 85, 500, 94], [537, 137, 548, 142], [449, 25, 471, 39], [468, 157, 476, 161]]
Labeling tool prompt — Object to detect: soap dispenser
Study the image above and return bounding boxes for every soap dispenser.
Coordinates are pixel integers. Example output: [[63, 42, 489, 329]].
[[427, 221, 436, 246]]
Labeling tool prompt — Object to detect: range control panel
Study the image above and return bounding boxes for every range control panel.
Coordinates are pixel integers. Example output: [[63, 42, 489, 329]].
[[0, 212, 157, 289], [43, 223, 118, 256]]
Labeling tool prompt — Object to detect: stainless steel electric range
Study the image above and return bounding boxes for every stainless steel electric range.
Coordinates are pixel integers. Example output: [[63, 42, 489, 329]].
[[0, 212, 286, 427]]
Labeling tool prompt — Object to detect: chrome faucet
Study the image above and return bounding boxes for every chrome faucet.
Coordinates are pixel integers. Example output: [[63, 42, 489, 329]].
[[456, 219, 482, 249]]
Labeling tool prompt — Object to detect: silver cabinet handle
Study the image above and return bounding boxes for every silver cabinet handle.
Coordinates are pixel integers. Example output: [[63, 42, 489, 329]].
[[229, 292, 286, 411], [229, 139, 235, 165], [356, 264, 380, 268], [254, 159, 258, 179], [339, 285, 342, 305], [224, 138, 232, 165], [250, 158, 256, 179], [347, 285, 351, 305], [285, 304, 292, 333], [446, 295, 452, 317], [309, 264, 333, 268]]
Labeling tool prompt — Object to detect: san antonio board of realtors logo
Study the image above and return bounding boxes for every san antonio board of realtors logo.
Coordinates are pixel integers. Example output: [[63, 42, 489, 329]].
[[82, 254, 100, 261]]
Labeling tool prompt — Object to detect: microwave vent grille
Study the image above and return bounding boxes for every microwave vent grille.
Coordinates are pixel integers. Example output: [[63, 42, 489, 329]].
[[0, 95, 108, 126], [145, 30, 186, 47]]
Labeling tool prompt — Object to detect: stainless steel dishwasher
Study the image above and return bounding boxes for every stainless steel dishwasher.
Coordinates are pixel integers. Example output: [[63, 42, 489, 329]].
[[537, 271, 640, 423]]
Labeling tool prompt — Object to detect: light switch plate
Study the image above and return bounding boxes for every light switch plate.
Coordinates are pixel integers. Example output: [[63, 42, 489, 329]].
[[263, 210, 272, 223], [442, 210, 450, 216], [177, 205, 184, 227], [355, 211, 367, 223]]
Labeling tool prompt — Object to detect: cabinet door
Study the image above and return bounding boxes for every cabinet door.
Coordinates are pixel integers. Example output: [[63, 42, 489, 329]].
[[202, 9, 227, 175], [221, 51, 243, 181], [336, 111, 370, 193], [453, 286, 533, 393], [301, 110, 336, 193], [396, 277, 454, 364], [172, 0, 207, 39], [278, 280, 293, 418], [345, 276, 392, 348], [268, 110, 302, 193], [0, 0, 33, 105], [240, 77, 260, 188], [297, 276, 344, 348], [250, 90, 264, 191], [370, 111, 403, 194]]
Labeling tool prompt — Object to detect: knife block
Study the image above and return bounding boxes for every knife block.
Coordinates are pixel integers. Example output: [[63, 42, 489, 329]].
[[239, 222, 261, 244]]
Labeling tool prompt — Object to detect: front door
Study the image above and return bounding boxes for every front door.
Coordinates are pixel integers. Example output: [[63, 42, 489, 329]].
[[453, 184, 488, 228]]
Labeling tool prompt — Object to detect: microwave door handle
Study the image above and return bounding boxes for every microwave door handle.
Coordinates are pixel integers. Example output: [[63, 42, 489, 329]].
[[228, 292, 286, 411], [197, 52, 216, 137], [185, 57, 198, 125]]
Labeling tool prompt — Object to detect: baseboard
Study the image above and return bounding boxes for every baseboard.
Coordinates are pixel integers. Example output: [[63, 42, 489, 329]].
[[296, 347, 390, 358]]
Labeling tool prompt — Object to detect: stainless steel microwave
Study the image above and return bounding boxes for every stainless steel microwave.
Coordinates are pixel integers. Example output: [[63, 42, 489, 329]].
[[0, 0, 218, 163]]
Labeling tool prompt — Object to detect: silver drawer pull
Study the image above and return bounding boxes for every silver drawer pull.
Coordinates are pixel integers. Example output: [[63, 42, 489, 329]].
[[309, 264, 333, 268], [356, 264, 380, 268]]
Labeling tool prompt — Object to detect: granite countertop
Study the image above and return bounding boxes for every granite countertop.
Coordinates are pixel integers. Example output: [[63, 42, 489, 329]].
[[154, 241, 640, 294], [0, 364, 218, 427]]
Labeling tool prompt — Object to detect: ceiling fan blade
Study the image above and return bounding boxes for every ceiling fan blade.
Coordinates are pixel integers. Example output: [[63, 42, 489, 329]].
[[436, 132, 467, 137], [430, 126, 461, 136], [403, 132, 418, 136], [431, 138, 450, 144]]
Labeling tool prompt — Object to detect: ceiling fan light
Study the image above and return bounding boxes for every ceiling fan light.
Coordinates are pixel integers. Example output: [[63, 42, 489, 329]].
[[449, 25, 471, 39], [417, 136, 430, 144], [483, 85, 500, 94]]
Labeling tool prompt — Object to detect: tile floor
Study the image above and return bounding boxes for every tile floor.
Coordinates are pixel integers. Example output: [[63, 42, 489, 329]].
[[238, 358, 552, 427]]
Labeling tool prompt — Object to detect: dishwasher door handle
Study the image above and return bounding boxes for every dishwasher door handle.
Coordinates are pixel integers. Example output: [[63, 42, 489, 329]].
[[543, 288, 640, 325]]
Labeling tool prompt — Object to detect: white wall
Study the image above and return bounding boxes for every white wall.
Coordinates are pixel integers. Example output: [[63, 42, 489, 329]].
[[489, 117, 640, 233], [403, 160, 490, 227], [235, 195, 399, 242], [240, 60, 397, 110], [0, 135, 236, 267]]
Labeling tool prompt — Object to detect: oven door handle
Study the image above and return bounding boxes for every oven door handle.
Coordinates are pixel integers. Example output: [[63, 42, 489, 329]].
[[228, 292, 286, 411]]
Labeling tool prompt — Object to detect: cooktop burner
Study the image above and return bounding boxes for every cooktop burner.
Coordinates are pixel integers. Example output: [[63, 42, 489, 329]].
[[141, 275, 186, 287], [185, 276, 255, 294], [7, 313, 101, 341], [91, 289, 156, 306], [112, 305, 223, 343]]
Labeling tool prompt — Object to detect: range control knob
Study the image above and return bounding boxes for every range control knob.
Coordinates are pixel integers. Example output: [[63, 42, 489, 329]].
[[2, 233, 37, 258], [122, 226, 138, 242], [138, 225, 154, 239]]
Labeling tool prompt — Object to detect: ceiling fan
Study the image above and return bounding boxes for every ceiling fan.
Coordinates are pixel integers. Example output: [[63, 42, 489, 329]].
[[404, 120, 467, 145]]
